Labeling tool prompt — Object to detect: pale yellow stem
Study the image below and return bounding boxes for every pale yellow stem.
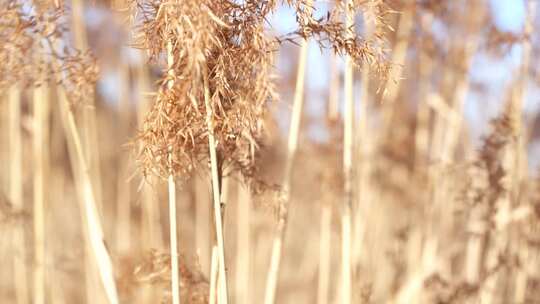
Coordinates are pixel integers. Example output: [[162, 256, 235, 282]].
[[209, 246, 219, 304], [342, 1, 355, 303], [414, 12, 434, 170], [327, 52, 340, 122], [58, 87, 119, 304], [380, 0, 414, 136], [194, 176, 210, 274], [263, 32, 310, 304], [317, 205, 332, 304], [352, 8, 374, 277], [33, 80, 49, 304], [513, 2, 536, 302], [135, 62, 164, 251], [235, 183, 251, 304], [71, 0, 103, 216], [116, 62, 132, 255], [168, 171, 180, 304], [9, 85, 29, 304], [166, 39, 181, 304], [203, 67, 229, 304]]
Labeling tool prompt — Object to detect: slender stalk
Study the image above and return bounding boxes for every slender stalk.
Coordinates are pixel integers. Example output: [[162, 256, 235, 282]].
[[218, 176, 230, 303], [406, 14, 435, 301], [194, 176, 210, 273], [70, 0, 88, 50], [55, 83, 101, 303], [168, 170, 180, 304], [71, 0, 103, 214], [166, 40, 181, 304], [342, 1, 355, 303], [203, 66, 229, 304], [9, 85, 29, 304], [64, 7, 105, 301], [414, 12, 433, 170], [209, 245, 219, 304], [49, 252, 66, 304], [116, 61, 132, 255], [58, 87, 119, 304], [236, 183, 251, 304], [380, 0, 414, 137], [352, 10, 372, 273], [514, 2, 536, 302], [263, 29, 310, 304], [136, 62, 164, 250], [327, 52, 340, 123], [435, 1, 482, 166], [317, 205, 332, 304], [393, 237, 438, 303], [134, 58, 162, 304], [445, 10, 480, 288], [33, 79, 49, 304]]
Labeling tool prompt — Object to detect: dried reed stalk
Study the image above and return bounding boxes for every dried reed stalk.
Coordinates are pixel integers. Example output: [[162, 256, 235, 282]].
[[321, 42, 340, 304], [194, 176, 210, 275], [165, 39, 181, 304], [134, 61, 162, 304], [71, 0, 104, 213], [116, 61, 132, 255], [317, 205, 332, 304], [414, 12, 433, 170], [434, 1, 483, 166], [399, 11, 435, 303], [51, 2, 108, 296], [379, 0, 414, 137], [477, 114, 515, 303], [451, 25, 481, 291], [203, 66, 229, 304], [135, 62, 164, 251], [235, 183, 251, 304], [167, 167, 179, 304], [327, 52, 340, 123], [57, 87, 119, 304], [341, 1, 355, 303], [33, 78, 49, 304], [209, 245, 219, 304], [393, 237, 438, 303], [352, 8, 374, 273], [513, 2, 536, 302], [8, 85, 29, 304], [263, 27, 310, 304], [217, 175, 231, 303], [414, 4, 483, 293]]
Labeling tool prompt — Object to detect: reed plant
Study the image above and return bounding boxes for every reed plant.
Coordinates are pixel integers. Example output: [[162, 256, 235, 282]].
[[1, 1, 540, 304]]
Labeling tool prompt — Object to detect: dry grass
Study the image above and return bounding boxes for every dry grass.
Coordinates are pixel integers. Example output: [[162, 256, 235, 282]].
[[2, 0, 540, 303]]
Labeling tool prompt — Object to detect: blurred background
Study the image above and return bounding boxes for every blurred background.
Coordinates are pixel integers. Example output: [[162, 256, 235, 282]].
[[1, 0, 540, 303]]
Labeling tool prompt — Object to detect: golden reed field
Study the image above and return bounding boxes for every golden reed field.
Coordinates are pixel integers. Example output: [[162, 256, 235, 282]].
[[1, 0, 540, 303]]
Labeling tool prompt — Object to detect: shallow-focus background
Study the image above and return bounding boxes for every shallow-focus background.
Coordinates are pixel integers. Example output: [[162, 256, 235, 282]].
[[2, 0, 540, 303]]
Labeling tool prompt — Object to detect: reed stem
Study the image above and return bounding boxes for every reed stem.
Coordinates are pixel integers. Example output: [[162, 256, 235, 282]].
[[203, 66, 229, 304], [236, 183, 251, 304], [168, 170, 180, 304], [342, 1, 355, 302], [9, 85, 29, 304], [317, 205, 331, 304], [514, 2, 536, 302], [58, 87, 119, 304], [263, 32, 310, 304], [115, 61, 132, 255], [33, 79, 49, 304], [166, 40, 181, 304], [209, 245, 219, 304]]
